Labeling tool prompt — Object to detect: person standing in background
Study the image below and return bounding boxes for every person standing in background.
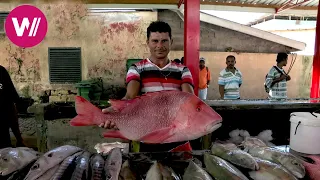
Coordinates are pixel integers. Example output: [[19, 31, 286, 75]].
[[264, 52, 291, 99], [0, 65, 25, 148], [199, 57, 211, 100], [218, 55, 242, 100]]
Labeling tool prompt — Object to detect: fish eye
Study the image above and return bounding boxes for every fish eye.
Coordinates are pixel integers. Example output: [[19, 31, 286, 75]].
[[196, 107, 201, 112], [2, 158, 7, 161], [292, 160, 298, 165], [31, 163, 39, 170], [47, 153, 53, 157]]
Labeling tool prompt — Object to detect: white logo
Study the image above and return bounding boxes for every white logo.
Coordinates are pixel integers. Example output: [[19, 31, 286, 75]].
[[12, 17, 41, 37], [0, 83, 3, 89]]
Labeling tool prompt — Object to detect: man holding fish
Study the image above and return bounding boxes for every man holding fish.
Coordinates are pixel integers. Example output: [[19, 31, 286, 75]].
[[99, 21, 196, 151]]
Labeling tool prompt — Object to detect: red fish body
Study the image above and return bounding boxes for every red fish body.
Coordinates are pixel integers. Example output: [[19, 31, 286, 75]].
[[303, 155, 320, 180], [70, 90, 222, 144]]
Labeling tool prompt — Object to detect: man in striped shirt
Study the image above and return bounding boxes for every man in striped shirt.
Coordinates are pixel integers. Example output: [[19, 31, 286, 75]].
[[218, 55, 243, 100], [265, 53, 291, 99], [100, 21, 195, 152]]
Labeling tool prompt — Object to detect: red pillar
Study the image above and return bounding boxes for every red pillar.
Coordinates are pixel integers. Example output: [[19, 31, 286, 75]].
[[184, 0, 200, 96], [310, 5, 320, 98]]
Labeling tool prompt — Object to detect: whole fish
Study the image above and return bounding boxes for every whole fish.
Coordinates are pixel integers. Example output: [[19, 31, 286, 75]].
[[70, 91, 222, 143], [302, 155, 320, 180], [211, 142, 259, 170], [241, 137, 267, 151], [24, 145, 82, 180], [90, 154, 105, 180], [204, 153, 249, 180], [183, 160, 213, 180], [119, 160, 136, 180], [71, 151, 91, 180], [50, 151, 83, 180], [246, 146, 305, 178], [249, 158, 297, 180], [105, 148, 122, 180], [0, 147, 41, 176]]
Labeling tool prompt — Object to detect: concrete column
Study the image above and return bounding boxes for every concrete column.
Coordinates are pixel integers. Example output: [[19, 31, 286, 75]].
[[310, 5, 320, 98]]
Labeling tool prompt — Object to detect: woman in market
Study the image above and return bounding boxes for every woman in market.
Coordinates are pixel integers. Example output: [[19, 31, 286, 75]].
[[99, 21, 195, 152]]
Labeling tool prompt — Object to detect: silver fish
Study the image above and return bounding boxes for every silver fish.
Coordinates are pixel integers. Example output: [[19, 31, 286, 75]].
[[247, 146, 305, 178], [105, 148, 122, 180], [211, 142, 259, 170], [90, 154, 105, 180], [204, 153, 249, 180], [24, 145, 82, 180], [0, 147, 41, 176], [50, 151, 83, 180], [183, 160, 213, 180], [71, 151, 91, 180], [249, 158, 298, 180]]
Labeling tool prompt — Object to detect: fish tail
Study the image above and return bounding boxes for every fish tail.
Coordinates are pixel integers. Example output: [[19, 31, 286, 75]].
[[70, 96, 106, 126]]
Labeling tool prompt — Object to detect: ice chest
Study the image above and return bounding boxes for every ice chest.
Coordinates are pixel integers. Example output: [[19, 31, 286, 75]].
[[290, 112, 320, 154]]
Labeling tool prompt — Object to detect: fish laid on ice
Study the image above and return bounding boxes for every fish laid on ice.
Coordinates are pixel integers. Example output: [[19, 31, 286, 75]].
[[119, 160, 136, 180], [71, 151, 91, 180], [0, 147, 41, 176], [211, 142, 259, 170], [204, 153, 249, 180], [241, 137, 267, 150], [246, 146, 305, 178], [183, 160, 213, 180], [105, 148, 122, 180], [249, 158, 297, 180], [50, 151, 83, 180], [70, 91, 222, 144], [302, 155, 320, 180], [90, 154, 105, 180], [24, 145, 82, 180]]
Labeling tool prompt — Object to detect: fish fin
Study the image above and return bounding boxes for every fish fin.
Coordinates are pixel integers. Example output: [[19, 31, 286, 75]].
[[169, 142, 193, 152], [70, 96, 104, 126], [139, 127, 173, 144], [109, 99, 136, 111], [103, 130, 129, 140]]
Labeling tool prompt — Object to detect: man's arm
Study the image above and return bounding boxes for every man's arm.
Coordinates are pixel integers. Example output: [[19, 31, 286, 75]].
[[219, 85, 224, 99], [181, 67, 195, 94], [181, 83, 194, 94], [123, 80, 140, 100]]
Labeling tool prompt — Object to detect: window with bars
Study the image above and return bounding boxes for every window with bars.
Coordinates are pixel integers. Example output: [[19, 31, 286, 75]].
[[0, 12, 9, 34], [48, 47, 82, 83]]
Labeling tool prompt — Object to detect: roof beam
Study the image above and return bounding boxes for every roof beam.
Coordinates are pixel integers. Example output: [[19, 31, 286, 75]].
[[276, 0, 313, 13]]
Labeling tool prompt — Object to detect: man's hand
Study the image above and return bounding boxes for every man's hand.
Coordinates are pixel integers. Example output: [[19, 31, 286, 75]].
[[280, 74, 287, 81], [286, 75, 291, 81], [99, 107, 118, 129]]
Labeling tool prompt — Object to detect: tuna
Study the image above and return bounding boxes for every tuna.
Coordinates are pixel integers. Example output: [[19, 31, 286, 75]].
[[70, 90, 222, 144]]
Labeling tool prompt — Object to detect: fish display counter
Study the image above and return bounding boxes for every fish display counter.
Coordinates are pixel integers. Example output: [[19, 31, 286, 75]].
[[205, 98, 320, 146], [1, 140, 318, 180]]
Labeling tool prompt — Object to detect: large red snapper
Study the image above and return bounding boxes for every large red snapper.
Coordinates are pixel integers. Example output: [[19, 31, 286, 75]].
[[70, 90, 222, 144]]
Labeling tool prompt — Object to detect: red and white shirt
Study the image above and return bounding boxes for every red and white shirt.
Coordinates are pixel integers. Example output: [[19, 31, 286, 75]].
[[126, 58, 194, 93]]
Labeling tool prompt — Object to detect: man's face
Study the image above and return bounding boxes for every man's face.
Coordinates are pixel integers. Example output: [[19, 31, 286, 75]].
[[226, 57, 236, 68], [282, 58, 288, 66], [200, 61, 205, 68], [147, 32, 172, 59]]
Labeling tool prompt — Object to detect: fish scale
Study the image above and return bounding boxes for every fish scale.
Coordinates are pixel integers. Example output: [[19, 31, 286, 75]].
[[70, 91, 222, 144], [50, 151, 83, 180], [90, 154, 105, 180], [71, 151, 91, 180]]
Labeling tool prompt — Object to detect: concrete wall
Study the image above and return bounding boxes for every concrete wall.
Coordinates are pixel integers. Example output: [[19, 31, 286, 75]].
[[158, 10, 293, 53], [0, 1, 312, 100], [0, 1, 157, 100]]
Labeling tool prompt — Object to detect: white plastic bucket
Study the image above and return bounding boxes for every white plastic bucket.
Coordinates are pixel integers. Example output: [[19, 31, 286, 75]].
[[289, 112, 320, 154]]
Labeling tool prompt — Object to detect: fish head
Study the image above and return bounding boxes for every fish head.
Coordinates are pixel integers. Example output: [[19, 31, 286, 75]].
[[0, 151, 17, 176], [280, 155, 306, 178], [179, 96, 222, 139]]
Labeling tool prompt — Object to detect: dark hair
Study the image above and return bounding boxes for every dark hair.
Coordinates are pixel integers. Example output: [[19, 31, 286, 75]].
[[147, 21, 172, 40], [226, 55, 236, 61], [173, 59, 181, 63], [181, 57, 184, 64], [276, 53, 288, 63]]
